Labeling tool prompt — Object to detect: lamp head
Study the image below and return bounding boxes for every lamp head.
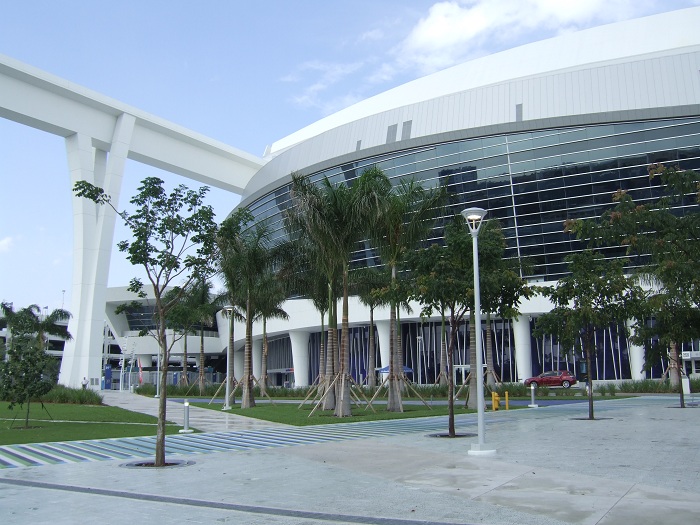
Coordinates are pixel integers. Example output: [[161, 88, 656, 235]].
[[224, 305, 234, 314], [461, 207, 487, 233]]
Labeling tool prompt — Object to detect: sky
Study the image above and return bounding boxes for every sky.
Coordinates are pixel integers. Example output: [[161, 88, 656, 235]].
[[1, 0, 698, 312]]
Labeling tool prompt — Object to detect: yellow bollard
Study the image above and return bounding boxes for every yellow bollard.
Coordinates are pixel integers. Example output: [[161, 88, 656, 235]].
[[491, 391, 500, 411], [505, 391, 509, 410]]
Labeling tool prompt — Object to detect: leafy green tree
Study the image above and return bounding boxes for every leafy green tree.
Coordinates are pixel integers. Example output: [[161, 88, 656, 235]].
[[74, 177, 218, 466], [568, 164, 700, 404], [534, 251, 643, 420], [477, 222, 533, 387], [288, 168, 386, 417], [408, 216, 475, 435], [0, 303, 72, 428], [370, 176, 445, 412]]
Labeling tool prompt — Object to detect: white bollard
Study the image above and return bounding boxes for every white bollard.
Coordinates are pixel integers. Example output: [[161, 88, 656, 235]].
[[179, 399, 194, 434], [528, 383, 539, 408]]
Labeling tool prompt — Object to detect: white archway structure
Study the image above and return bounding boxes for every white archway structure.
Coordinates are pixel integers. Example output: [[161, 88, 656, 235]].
[[0, 53, 264, 388]]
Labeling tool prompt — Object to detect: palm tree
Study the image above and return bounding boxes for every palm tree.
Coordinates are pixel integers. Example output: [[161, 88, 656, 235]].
[[1, 302, 72, 354], [256, 270, 289, 395], [288, 168, 386, 417], [165, 280, 219, 388], [351, 267, 390, 387], [218, 208, 278, 409], [369, 176, 445, 412], [0, 303, 72, 427]]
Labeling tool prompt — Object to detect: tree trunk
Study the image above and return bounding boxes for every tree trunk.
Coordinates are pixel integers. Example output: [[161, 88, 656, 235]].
[[323, 291, 336, 410], [318, 311, 326, 396], [367, 306, 376, 387], [241, 295, 256, 408], [439, 314, 448, 386], [261, 318, 268, 397], [155, 316, 168, 466], [180, 333, 189, 386], [485, 313, 496, 388], [387, 265, 403, 412], [668, 340, 681, 389], [670, 341, 685, 408], [447, 312, 457, 437], [584, 328, 595, 420], [24, 398, 31, 429], [334, 265, 352, 416], [467, 310, 478, 409]]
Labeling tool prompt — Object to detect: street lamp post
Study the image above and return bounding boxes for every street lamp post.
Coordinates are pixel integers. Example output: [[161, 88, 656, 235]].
[[461, 207, 496, 456], [223, 306, 234, 410]]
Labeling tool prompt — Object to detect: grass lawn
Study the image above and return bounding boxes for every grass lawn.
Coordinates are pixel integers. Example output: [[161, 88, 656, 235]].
[[190, 400, 480, 426], [0, 403, 182, 446]]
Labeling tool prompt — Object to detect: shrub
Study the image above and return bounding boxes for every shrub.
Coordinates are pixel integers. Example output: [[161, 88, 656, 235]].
[[538, 386, 550, 397], [489, 382, 527, 397], [41, 385, 103, 405]]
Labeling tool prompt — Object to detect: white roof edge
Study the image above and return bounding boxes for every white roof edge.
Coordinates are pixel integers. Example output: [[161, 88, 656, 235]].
[[269, 7, 700, 155]]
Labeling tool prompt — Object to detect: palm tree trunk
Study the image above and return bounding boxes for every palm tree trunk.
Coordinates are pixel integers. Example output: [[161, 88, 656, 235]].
[[334, 265, 352, 416], [261, 318, 268, 396], [387, 265, 403, 412], [323, 289, 336, 410], [318, 311, 326, 391], [367, 306, 376, 387], [181, 333, 189, 386], [241, 295, 256, 408]]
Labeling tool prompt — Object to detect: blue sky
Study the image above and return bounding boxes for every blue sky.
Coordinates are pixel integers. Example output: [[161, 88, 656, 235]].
[[1, 0, 698, 311]]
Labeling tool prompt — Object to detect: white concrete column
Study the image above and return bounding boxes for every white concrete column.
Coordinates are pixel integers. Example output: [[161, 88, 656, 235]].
[[234, 346, 244, 382], [627, 320, 646, 380], [252, 339, 263, 379], [375, 320, 391, 371], [59, 113, 135, 389], [289, 331, 310, 387], [513, 316, 533, 382]]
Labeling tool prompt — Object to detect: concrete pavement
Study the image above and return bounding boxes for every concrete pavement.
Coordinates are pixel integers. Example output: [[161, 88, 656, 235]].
[[0, 394, 698, 524], [99, 389, 282, 432]]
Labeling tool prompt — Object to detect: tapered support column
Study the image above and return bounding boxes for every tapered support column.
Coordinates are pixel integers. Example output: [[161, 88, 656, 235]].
[[375, 320, 391, 373], [513, 316, 533, 382], [234, 348, 244, 382], [627, 320, 646, 380], [252, 339, 263, 379], [289, 331, 310, 387], [59, 113, 135, 389]]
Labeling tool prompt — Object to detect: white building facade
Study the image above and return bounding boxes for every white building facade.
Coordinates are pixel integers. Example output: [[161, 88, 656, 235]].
[[3, 9, 700, 387]]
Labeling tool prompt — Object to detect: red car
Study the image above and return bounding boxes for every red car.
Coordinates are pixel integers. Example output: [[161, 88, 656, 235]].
[[524, 370, 577, 389]]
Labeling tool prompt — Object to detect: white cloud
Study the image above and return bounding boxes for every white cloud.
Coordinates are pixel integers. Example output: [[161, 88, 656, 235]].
[[0, 236, 12, 253], [287, 60, 365, 111], [380, 0, 677, 78], [359, 29, 384, 42]]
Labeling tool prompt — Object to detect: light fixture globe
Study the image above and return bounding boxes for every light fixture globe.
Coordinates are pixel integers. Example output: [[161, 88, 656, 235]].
[[461, 207, 487, 233]]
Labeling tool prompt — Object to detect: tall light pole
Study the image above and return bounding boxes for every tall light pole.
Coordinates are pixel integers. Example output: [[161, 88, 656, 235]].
[[461, 207, 496, 456], [223, 306, 234, 410]]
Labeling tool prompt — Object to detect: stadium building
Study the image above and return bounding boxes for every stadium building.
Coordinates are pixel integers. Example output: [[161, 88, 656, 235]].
[[2, 8, 700, 388]]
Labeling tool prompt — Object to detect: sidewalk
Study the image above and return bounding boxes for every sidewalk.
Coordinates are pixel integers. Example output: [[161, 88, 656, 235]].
[[100, 389, 282, 433], [0, 396, 698, 524]]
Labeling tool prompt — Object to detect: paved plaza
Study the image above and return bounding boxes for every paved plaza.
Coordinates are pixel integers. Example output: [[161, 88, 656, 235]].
[[0, 393, 698, 524]]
